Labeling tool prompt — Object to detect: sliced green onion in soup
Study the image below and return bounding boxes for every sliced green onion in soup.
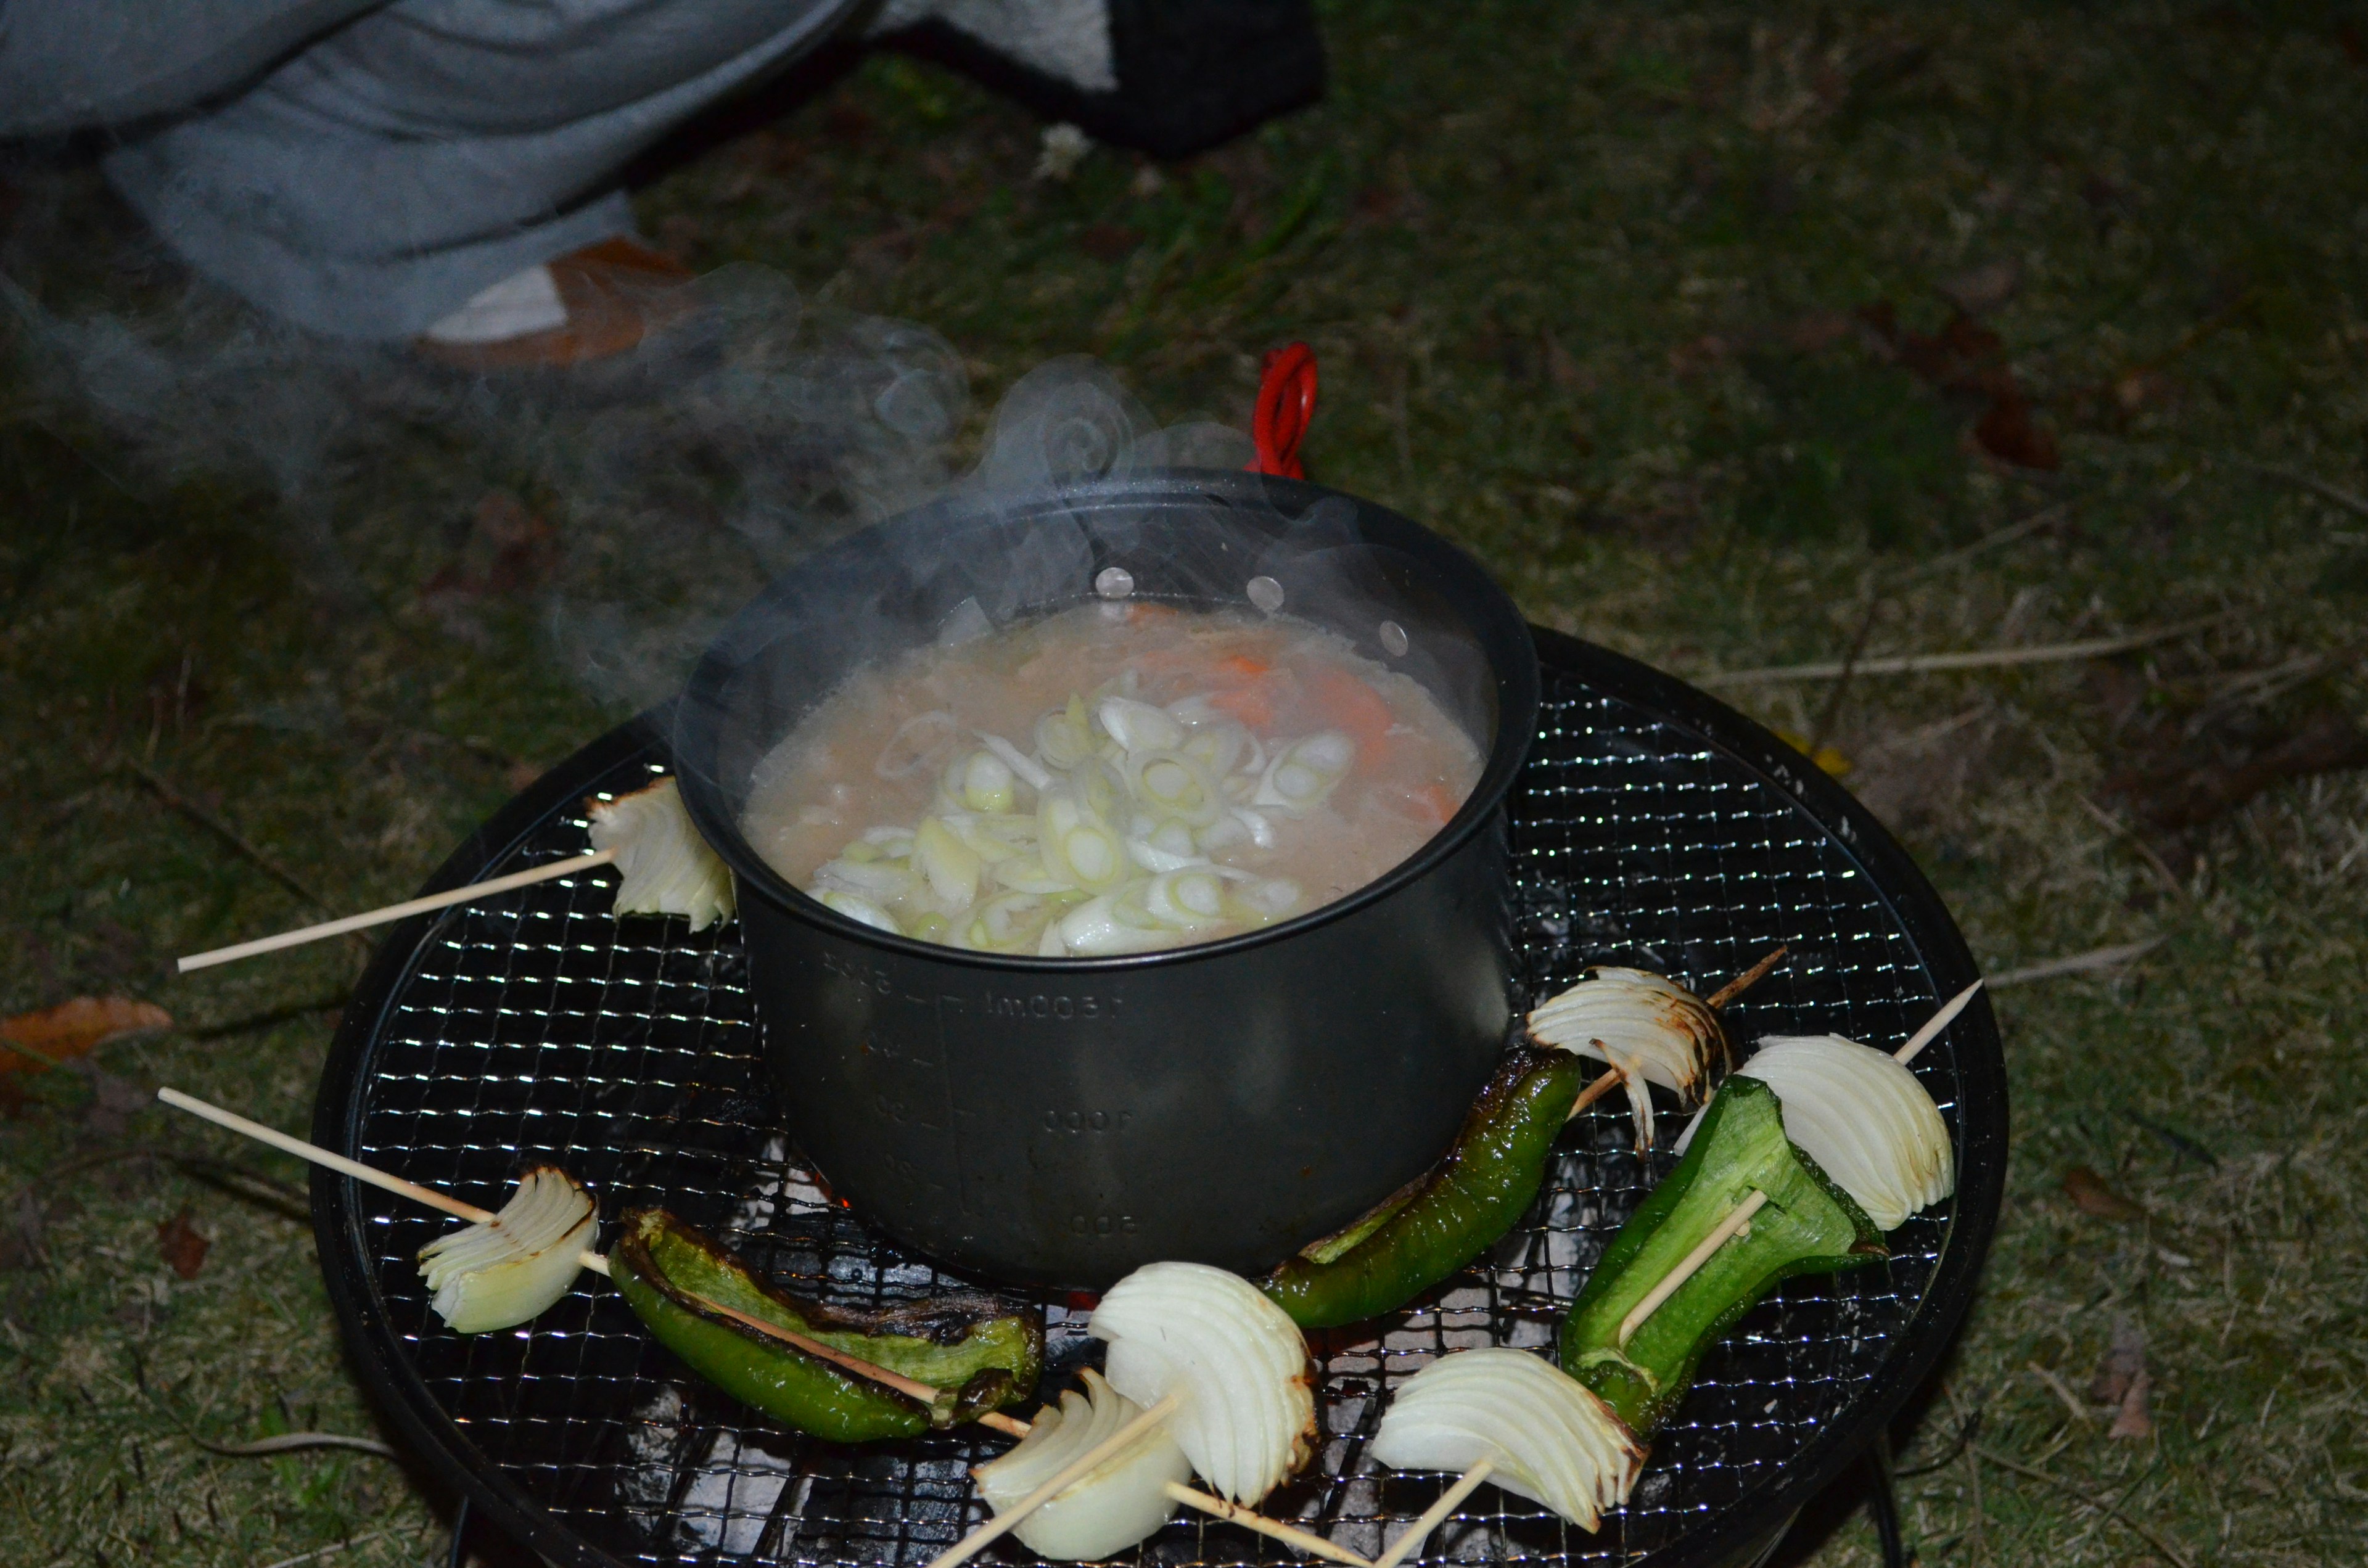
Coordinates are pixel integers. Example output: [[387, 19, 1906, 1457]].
[[1222, 874, 1302, 927], [1127, 818, 1206, 872], [913, 816, 983, 905], [812, 856, 915, 900], [1098, 697, 1186, 753], [955, 749, 1018, 814], [961, 890, 1063, 953], [1037, 694, 1095, 770], [1253, 731, 1357, 813], [992, 853, 1075, 894], [817, 889, 902, 933], [1141, 868, 1228, 929], [1052, 889, 1172, 955], [1127, 750, 1227, 828], [1038, 789, 1128, 894]]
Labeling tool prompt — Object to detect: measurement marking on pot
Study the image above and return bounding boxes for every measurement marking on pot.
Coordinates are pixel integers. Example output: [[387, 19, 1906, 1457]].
[[1043, 1110, 1135, 1134], [1069, 1212, 1140, 1236], [979, 991, 1124, 1021]]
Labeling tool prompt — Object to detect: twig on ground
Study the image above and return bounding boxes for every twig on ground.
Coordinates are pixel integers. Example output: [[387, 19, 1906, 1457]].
[[125, 760, 323, 911], [1988, 938, 2165, 989], [2222, 453, 2368, 520], [2025, 1363, 2094, 1425], [191, 1431, 399, 1459], [1971, 1444, 2195, 1568], [1899, 503, 2074, 581], [2191, 630, 2368, 733], [2078, 797, 2192, 904], [1701, 614, 2227, 686], [1806, 581, 1883, 755]]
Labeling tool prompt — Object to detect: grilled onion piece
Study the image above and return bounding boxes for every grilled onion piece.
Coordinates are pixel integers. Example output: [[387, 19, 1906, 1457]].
[[972, 1369, 1191, 1559], [1089, 1262, 1315, 1505], [586, 777, 736, 931], [1526, 967, 1729, 1097], [1734, 1034, 1953, 1230], [417, 1166, 596, 1334], [1370, 1348, 1642, 1532], [1527, 967, 1729, 1147]]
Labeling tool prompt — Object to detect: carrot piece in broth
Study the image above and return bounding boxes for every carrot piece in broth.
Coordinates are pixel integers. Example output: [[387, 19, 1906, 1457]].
[[1304, 666, 1397, 759]]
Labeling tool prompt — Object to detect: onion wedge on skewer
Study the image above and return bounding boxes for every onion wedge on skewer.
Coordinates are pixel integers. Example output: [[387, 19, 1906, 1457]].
[[1089, 1262, 1316, 1505], [1725, 1035, 1952, 1229], [1370, 1348, 1642, 1532], [972, 1369, 1191, 1560], [586, 777, 736, 931], [417, 1166, 596, 1334], [1526, 967, 1729, 1149]]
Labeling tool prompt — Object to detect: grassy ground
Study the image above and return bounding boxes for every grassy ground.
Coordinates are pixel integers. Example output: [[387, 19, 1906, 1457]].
[[4, 2, 2367, 1564]]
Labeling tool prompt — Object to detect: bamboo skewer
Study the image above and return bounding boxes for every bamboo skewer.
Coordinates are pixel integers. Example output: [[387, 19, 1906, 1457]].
[[1372, 1458, 1495, 1568], [1162, 1483, 1375, 1567], [175, 849, 618, 972], [1608, 980, 1984, 1344], [1701, 945, 1789, 1011], [1563, 944, 1788, 1125], [154, 1085, 1047, 1435], [1616, 1189, 1769, 1347], [157, 1086, 496, 1225], [928, 1394, 1182, 1568], [1894, 979, 1983, 1065], [688, 1292, 1027, 1438]]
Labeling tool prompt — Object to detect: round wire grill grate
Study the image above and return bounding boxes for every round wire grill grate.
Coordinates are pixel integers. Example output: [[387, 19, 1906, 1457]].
[[313, 631, 2002, 1568]]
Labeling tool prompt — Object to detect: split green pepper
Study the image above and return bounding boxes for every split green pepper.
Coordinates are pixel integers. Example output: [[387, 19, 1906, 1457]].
[[610, 1208, 1042, 1443], [1558, 1075, 1884, 1434], [1262, 1046, 1585, 1329]]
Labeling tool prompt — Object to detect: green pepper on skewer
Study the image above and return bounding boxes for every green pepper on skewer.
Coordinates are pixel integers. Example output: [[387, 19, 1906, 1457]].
[[1262, 1046, 1584, 1329], [610, 1209, 1042, 1444], [1558, 1075, 1884, 1434]]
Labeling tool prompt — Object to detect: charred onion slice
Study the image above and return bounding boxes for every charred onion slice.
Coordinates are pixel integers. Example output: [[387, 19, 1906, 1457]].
[[972, 1369, 1191, 1560], [586, 777, 736, 932], [417, 1166, 595, 1334], [1089, 1262, 1315, 1505], [1734, 1034, 1954, 1230], [1370, 1348, 1643, 1532], [1526, 967, 1730, 1101]]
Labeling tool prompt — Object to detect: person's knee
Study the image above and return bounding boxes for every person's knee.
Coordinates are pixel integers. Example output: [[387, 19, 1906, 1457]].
[[0, 0, 382, 136]]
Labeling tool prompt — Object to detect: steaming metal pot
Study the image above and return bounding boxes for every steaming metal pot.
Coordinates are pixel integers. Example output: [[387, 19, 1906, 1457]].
[[674, 472, 1539, 1288]]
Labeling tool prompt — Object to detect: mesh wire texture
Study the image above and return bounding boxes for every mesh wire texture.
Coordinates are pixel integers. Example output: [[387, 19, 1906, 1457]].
[[331, 664, 1969, 1568]]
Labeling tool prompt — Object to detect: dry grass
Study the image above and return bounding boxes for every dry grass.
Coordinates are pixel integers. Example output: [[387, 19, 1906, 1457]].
[[4, 2, 2367, 1564]]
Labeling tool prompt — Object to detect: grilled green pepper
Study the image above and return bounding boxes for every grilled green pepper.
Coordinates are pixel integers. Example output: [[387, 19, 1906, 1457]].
[[1558, 1075, 1883, 1434], [1262, 1046, 1584, 1328], [610, 1209, 1041, 1443]]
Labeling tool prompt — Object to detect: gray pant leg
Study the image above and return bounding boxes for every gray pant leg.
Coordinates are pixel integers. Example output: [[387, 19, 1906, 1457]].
[[0, 0, 385, 135], [99, 0, 865, 341]]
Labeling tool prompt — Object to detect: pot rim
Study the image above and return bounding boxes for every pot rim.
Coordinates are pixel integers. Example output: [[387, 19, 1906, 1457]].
[[675, 468, 1539, 972]]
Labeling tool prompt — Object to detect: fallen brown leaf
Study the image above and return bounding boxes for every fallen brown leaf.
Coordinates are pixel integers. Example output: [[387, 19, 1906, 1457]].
[[1857, 302, 2060, 469], [0, 996, 172, 1075], [157, 1208, 210, 1279], [2090, 1315, 2146, 1403], [1974, 388, 2062, 470], [2063, 1165, 2145, 1222], [2109, 1368, 2155, 1439]]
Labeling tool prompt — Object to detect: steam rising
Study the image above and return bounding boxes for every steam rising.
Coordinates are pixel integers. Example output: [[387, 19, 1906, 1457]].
[[5, 237, 1476, 736]]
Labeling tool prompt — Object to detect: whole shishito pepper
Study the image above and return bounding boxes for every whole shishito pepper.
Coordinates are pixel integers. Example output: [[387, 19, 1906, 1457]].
[[610, 1209, 1042, 1443], [1262, 1046, 1584, 1328], [1558, 1076, 1884, 1434]]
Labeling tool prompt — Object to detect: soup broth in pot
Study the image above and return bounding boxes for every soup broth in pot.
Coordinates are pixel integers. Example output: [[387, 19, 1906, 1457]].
[[742, 602, 1482, 956]]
